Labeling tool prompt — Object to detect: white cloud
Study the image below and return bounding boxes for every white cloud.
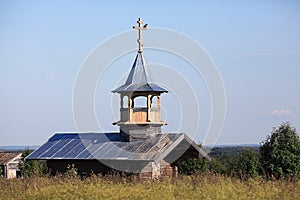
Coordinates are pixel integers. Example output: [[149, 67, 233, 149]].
[[271, 109, 296, 118], [46, 72, 55, 81]]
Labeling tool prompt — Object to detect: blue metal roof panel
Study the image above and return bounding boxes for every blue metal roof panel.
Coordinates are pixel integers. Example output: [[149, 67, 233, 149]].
[[40, 136, 74, 158], [26, 140, 57, 159], [63, 140, 87, 159], [26, 132, 205, 161], [98, 143, 125, 159], [51, 139, 80, 158]]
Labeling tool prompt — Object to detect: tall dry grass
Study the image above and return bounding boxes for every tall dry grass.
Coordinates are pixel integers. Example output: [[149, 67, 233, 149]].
[[0, 174, 299, 200]]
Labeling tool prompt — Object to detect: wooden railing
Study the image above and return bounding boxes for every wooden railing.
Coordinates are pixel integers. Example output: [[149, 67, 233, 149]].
[[120, 107, 160, 122]]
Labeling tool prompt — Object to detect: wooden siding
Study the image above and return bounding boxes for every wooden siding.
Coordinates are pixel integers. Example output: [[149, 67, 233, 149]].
[[120, 107, 161, 123], [47, 159, 177, 179], [132, 107, 147, 122]]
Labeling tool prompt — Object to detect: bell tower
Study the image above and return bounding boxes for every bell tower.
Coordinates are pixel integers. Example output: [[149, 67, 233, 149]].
[[112, 18, 168, 142]]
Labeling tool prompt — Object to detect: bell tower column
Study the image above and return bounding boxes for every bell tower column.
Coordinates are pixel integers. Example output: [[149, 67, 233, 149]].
[[147, 94, 151, 122], [129, 95, 133, 122]]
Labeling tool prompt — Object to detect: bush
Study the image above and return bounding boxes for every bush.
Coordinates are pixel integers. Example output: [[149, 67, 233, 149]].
[[65, 164, 78, 177], [208, 157, 227, 175], [260, 122, 300, 179], [235, 148, 259, 180], [176, 158, 208, 175], [19, 148, 48, 178]]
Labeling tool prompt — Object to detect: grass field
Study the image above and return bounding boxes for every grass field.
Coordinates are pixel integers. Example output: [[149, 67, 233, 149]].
[[1, 174, 299, 200]]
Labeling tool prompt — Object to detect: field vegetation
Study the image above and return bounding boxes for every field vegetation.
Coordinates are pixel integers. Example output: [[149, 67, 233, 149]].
[[1, 122, 299, 199], [0, 174, 299, 200]]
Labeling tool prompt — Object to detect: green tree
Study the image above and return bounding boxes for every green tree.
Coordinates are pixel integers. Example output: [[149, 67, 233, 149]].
[[235, 148, 259, 180], [260, 122, 300, 179], [208, 146, 260, 179], [208, 157, 227, 175], [19, 148, 48, 178], [176, 158, 208, 175]]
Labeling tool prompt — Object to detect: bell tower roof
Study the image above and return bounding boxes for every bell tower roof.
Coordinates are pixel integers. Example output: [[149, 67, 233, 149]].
[[112, 52, 168, 93]]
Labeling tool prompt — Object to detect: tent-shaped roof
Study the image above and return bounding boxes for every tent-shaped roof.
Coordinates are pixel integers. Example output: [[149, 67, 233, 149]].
[[112, 53, 168, 93], [26, 133, 209, 162]]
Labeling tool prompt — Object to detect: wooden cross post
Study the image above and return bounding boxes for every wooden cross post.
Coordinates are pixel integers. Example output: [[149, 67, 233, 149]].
[[133, 18, 148, 53]]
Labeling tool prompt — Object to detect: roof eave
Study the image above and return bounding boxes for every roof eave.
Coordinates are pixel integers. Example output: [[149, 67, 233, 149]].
[[183, 134, 211, 161], [154, 133, 211, 163]]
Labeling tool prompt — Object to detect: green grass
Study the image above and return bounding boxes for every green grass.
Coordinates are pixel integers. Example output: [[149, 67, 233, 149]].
[[0, 174, 299, 200]]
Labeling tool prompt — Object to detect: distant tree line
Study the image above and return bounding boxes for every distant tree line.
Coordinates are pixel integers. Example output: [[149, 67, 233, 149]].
[[176, 122, 300, 180]]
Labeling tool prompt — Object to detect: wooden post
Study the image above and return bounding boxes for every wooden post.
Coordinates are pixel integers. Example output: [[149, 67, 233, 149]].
[[120, 94, 123, 109], [120, 94, 123, 121], [147, 95, 151, 121], [157, 95, 161, 122], [157, 95, 161, 109], [129, 96, 133, 122]]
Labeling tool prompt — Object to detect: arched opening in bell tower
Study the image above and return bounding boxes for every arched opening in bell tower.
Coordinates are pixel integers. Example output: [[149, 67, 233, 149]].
[[133, 96, 147, 108]]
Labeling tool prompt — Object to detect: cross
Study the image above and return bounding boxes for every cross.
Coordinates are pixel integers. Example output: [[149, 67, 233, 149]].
[[133, 18, 148, 53]]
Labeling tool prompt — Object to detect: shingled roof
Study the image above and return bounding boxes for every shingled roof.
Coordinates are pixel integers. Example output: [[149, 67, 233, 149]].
[[112, 53, 168, 93], [26, 133, 209, 162], [0, 152, 22, 165]]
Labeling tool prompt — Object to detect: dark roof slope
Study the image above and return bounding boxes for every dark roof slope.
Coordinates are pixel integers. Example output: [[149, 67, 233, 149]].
[[26, 133, 209, 162], [112, 53, 168, 93]]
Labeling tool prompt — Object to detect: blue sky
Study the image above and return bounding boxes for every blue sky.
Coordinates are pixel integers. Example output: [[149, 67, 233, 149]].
[[1, 0, 300, 145]]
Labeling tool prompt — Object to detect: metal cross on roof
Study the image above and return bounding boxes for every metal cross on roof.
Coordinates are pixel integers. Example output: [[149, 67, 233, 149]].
[[133, 18, 148, 53]]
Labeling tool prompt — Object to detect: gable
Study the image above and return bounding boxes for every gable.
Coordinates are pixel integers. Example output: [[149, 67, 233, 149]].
[[157, 135, 211, 164]]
